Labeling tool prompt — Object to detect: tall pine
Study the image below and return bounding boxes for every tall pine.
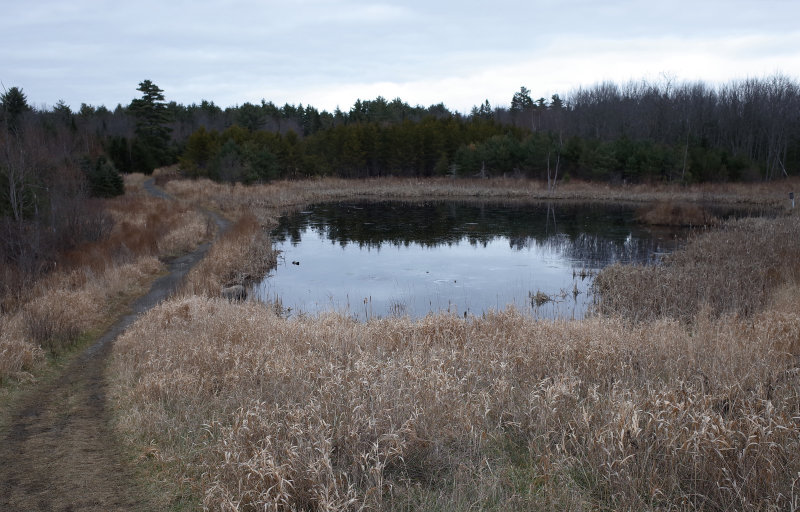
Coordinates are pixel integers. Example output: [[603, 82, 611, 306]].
[[129, 80, 172, 173]]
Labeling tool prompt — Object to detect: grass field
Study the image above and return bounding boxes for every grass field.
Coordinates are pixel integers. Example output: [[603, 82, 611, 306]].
[[105, 177, 800, 511]]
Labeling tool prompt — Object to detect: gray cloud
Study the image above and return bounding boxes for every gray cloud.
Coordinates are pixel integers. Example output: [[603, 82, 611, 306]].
[[2, 0, 799, 112]]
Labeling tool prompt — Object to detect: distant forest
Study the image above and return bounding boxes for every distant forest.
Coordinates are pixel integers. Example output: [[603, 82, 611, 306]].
[[3, 75, 799, 191]]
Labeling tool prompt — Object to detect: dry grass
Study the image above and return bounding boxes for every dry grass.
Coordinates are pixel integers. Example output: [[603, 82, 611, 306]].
[[0, 175, 210, 382], [594, 213, 800, 322], [164, 177, 797, 229], [110, 294, 800, 511], [636, 200, 720, 227], [103, 188, 211, 260], [182, 213, 278, 297], [102, 177, 800, 510]]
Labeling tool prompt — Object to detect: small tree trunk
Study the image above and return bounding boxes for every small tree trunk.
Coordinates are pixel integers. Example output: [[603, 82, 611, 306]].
[[546, 150, 551, 191]]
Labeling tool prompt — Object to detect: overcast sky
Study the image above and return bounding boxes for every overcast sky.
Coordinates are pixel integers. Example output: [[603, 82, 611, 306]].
[[2, 0, 799, 113]]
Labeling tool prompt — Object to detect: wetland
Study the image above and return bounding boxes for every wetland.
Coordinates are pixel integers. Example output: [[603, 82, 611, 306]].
[[255, 200, 693, 319]]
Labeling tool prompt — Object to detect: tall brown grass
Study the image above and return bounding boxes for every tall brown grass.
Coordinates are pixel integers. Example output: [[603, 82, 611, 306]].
[[110, 294, 800, 511], [635, 200, 719, 227], [0, 175, 210, 382], [164, 177, 797, 229], [182, 213, 278, 297], [102, 177, 800, 510], [595, 213, 800, 322]]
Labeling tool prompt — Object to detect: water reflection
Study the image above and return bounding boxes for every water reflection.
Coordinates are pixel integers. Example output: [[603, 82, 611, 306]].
[[255, 201, 684, 320]]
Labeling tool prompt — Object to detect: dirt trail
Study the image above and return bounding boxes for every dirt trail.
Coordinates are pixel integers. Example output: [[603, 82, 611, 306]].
[[0, 180, 228, 511]]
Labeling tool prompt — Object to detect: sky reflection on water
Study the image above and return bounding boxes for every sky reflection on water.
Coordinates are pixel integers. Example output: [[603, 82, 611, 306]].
[[254, 201, 683, 320]]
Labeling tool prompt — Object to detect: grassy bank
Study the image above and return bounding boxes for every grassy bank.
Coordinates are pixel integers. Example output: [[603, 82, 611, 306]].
[[182, 213, 278, 298], [162, 176, 796, 229], [0, 175, 209, 386], [595, 213, 800, 321], [108, 177, 800, 510]]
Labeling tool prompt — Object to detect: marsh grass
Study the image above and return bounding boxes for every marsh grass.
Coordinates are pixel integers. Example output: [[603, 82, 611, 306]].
[[182, 213, 278, 297], [103, 177, 800, 510], [636, 200, 719, 227], [40, 175, 779, 510], [110, 293, 800, 511], [164, 177, 797, 229], [594, 213, 800, 321], [0, 175, 209, 382]]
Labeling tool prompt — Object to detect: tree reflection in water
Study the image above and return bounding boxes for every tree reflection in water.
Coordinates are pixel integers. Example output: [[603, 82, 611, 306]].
[[257, 201, 690, 320]]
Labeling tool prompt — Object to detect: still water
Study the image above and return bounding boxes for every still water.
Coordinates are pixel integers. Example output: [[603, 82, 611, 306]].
[[254, 201, 685, 320]]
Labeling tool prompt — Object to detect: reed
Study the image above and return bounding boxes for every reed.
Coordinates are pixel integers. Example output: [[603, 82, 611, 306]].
[[182, 213, 278, 297], [164, 177, 796, 230], [110, 293, 800, 511], [635, 200, 719, 226], [594, 213, 800, 321], [103, 177, 800, 510]]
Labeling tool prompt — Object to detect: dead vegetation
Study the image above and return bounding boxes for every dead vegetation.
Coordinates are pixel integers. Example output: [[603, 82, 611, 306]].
[[5, 171, 795, 509], [0, 174, 209, 383], [110, 292, 800, 511], [182, 213, 278, 297], [594, 213, 800, 322], [107, 178, 800, 510], [163, 176, 796, 228], [635, 200, 719, 226]]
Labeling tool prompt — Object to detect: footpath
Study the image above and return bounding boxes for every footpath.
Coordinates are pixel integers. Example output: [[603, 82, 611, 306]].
[[0, 179, 227, 511]]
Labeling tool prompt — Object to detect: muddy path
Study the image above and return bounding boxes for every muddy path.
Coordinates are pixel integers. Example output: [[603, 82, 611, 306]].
[[0, 180, 228, 511]]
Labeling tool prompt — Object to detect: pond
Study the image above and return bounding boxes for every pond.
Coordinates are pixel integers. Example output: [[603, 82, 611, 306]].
[[253, 201, 687, 320]]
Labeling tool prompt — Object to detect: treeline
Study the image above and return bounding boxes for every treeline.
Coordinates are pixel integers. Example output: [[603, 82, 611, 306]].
[[5, 75, 798, 187], [170, 75, 799, 183], [178, 117, 530, 181]]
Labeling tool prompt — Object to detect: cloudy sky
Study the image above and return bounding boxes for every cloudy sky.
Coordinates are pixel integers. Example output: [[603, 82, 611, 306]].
[[2, 0, 799, 113]]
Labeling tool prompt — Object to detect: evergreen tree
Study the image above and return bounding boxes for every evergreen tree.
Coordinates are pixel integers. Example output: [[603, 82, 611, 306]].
[[1, 86, 30, 133], [84, 156, 125, 198], [510, 86, 534, 112], [129, 80, 172, 173]]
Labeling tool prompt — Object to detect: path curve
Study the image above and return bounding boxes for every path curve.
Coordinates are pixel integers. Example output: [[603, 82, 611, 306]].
[[0, 179, 228, 511]]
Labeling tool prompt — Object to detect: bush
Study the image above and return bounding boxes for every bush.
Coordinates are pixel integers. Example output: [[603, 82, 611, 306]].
[[84, 156, 124, 198]]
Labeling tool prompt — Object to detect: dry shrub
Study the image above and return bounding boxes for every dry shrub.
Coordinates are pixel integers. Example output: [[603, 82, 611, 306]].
[[50, 192, 209, 274], [595, 214, 800, 321], [110, 297, 800, 510], [0, 178, 208, 382], [0, 262, 26, 313], [22, 288, 95, 353], [636, 200, 719, 226], [156, 210, 210, 256], [123, 172, 150, 191], [153, 164, 182, 187], [183, 213, 277, 296], [104, 193, 210, 260]]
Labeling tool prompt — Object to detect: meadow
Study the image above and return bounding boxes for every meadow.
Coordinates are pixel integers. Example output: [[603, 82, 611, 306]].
[[103, 177, 800, 510]]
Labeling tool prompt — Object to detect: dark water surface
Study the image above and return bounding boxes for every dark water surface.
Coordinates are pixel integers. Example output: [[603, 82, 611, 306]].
[[254, 201, 687, 320]]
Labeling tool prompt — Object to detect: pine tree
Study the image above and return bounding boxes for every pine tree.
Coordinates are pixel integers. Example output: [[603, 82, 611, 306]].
[[1, 86, 30, 133], [84, 157, 125, 198], [129, 80, 172, 173]]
